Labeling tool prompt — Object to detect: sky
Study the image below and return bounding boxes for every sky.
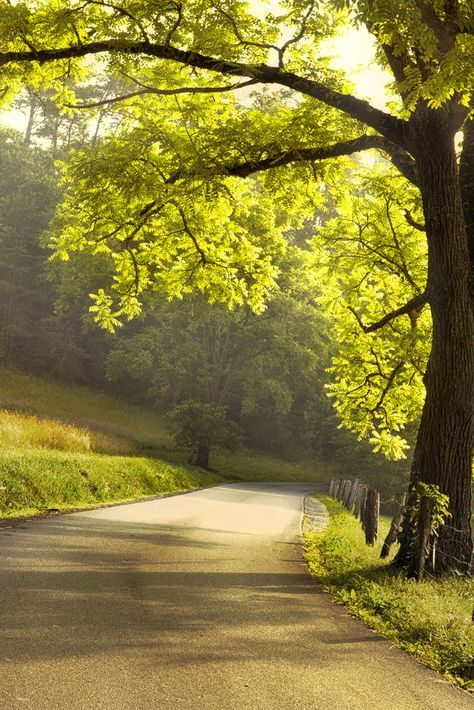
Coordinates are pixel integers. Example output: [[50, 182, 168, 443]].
[[329, 26, 391, 110]]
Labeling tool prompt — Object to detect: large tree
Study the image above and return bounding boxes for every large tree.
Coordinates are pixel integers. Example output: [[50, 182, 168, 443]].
[[0, 0, 472, 574]]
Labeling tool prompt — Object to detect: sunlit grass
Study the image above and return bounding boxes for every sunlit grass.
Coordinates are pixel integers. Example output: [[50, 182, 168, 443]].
[[0, 366, 172, 451], [305, 495, 474, 689], [0, 410, 134, 455]]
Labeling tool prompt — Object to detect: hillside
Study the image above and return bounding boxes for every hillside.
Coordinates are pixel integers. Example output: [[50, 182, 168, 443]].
[[0, 367, 330, 519]]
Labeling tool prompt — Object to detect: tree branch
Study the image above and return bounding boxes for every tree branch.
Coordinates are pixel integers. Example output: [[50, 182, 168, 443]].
[[0, 41, 406, 145], [348, 292, 427, 333], [403, 209, 425, 231], [165, 134, 416, 183], [223, 135, 393, 178], [369, 361, 405, 414], [413, 0, 457, 53], [67, 79, 258, 108]]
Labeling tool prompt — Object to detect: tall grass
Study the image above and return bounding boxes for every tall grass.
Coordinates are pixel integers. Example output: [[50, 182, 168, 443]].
[[0, 366, 171, 451], [305, 495, 474, 689], [0, 410, 134, 454]]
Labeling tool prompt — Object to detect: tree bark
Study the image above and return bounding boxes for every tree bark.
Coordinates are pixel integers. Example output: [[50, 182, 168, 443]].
[[459, 117, 474, 284], [394, 107, 474, 575], [194, 442, 210, 470]]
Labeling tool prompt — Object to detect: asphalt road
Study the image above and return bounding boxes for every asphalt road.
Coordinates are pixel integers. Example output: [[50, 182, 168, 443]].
[[0, 482, 471, 710]]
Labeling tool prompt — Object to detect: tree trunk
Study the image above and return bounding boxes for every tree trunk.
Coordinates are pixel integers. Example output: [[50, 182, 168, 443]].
[[195, 442, 210, 470], [459, 117, 474, 283], [394, 107, 474, 575]]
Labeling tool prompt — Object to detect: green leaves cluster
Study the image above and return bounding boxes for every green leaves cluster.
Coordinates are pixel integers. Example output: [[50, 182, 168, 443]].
[[311, 163, 430, 458], [352, 0, 474, 109]]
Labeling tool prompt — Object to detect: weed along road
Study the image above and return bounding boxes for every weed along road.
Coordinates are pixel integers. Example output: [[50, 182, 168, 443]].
[[0, 483, 471, 710]]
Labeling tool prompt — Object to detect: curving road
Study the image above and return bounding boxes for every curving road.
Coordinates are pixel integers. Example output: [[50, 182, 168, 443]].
[[0, 482, 471, 709]]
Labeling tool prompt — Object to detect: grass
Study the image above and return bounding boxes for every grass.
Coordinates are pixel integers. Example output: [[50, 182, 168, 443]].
[[0, 367, 224, 517], [305, 495, 474, 690], [0, 449, 222, 519], [0, 410, 134, 455], [213, 451, 336, 482], [0, 366, 172, 452]]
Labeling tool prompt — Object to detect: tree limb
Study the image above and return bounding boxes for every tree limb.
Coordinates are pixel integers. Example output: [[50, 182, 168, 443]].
[[0, 41, 406, 145], [348, 292, 428, 333], [403, 209, 425, 231], [369, 361, 405, 414], [67, 79, 258, 108], [165, 134, 416, 183], [413, 0, 458, 53], [223, 135, 394, 178]]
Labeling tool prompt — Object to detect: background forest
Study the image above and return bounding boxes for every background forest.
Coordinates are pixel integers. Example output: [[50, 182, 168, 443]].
[[0, 91, 407, 495]]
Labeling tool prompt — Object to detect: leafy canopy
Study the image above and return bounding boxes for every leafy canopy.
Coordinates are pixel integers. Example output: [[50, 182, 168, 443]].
[[1, 0, 472, 459]]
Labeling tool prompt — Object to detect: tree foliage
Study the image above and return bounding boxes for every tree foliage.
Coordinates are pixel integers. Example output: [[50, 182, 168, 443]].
[[313, 162, 430, 458]]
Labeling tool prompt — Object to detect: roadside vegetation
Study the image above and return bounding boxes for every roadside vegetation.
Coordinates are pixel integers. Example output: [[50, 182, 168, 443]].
[[0, 450, 221, 520], [305, 496, 474, 690]]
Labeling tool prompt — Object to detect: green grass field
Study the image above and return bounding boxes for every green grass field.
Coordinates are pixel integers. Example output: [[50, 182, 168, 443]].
[[305, 495, 474, 689]]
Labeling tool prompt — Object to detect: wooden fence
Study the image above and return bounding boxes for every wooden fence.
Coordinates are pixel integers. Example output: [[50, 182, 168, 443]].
[[328, 478, 405, 554]]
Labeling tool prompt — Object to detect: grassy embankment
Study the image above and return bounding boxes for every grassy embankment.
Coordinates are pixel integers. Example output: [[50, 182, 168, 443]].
[[305, 495, 474, 690], [0, 366, 329, 518]]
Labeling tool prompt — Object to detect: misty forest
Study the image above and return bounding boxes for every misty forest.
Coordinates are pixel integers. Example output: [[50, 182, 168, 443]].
[[0, 0, 473, 697]]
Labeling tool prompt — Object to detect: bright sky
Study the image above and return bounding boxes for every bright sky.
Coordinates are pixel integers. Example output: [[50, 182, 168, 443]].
[[329, 26, 391, 110]]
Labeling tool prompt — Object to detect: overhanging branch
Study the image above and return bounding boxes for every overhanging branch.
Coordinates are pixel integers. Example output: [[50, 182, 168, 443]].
[[224, 135, 391, 177], [348, 292, 427, 333], [165, 134, 416, 183], [0, 40, 406, 146], [67, 79, 258, 108]]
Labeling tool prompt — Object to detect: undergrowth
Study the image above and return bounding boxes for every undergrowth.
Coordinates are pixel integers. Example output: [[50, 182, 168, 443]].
[[305, 495, 474, 690]]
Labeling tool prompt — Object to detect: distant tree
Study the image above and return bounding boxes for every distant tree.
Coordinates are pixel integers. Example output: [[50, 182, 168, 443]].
[[0, 128, 58, 367], [167, 400, 242, 469], [105, 250, 336, 460]]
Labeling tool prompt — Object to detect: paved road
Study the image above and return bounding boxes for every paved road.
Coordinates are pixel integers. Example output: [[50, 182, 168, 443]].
[[0, 482, 471, 709]]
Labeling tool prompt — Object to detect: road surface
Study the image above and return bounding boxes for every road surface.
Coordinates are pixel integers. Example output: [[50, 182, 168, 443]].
[[0, 482, 471, 709]]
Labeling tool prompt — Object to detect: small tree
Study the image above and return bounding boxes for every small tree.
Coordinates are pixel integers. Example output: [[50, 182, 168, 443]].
[[167, 400, 242, 469]]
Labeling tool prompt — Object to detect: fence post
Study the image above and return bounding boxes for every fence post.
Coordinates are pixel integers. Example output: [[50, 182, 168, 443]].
[[380, 490, 406, 558], [364, 488, 380, 546], [356, 484, 368, 524], [347, 479, 360, 513], [341, 480, 352, 509]]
